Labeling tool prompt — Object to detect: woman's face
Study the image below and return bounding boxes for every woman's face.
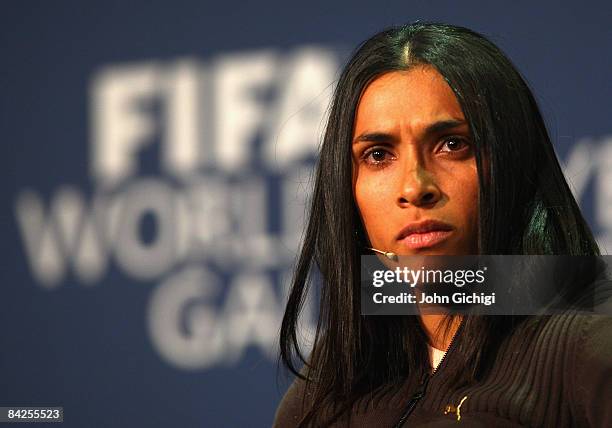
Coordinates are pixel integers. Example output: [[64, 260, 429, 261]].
[[352, 66, 479, 256]]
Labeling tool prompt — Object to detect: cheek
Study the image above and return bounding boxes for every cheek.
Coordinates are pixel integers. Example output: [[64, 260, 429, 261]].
[[451, 167, 480, 226], [354, 174, 392, 233]]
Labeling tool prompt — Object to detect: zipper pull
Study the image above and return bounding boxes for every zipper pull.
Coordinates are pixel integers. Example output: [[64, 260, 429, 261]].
[[393, 374, 431, 428], [413, 373, 430, 398]]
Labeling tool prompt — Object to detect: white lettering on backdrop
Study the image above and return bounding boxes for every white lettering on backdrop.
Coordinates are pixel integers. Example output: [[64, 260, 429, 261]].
[[15, 47, 332, 369]]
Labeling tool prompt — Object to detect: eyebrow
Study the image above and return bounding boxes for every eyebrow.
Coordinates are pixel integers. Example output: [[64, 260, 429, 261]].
[[352, 119, 468, 144]]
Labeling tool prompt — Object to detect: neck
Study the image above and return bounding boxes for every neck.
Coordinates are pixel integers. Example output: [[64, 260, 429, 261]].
[[420, 314, 462, 350]]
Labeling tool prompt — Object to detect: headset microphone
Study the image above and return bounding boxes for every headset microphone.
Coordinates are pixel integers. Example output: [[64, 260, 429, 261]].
[[365, 247, 398, 262]]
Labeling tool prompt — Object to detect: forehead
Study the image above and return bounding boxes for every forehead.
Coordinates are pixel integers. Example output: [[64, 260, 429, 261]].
[[354, 66, 465, 131]]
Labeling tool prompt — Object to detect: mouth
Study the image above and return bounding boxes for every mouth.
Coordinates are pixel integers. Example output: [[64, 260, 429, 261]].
[[396, 220, 454, 250]]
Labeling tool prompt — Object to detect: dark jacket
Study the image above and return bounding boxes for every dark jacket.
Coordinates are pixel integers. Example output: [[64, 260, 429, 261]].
[[274, 312, 612, 427]]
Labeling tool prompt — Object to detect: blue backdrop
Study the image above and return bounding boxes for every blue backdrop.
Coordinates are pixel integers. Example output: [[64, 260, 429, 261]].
[[1, 1, 611, 427]]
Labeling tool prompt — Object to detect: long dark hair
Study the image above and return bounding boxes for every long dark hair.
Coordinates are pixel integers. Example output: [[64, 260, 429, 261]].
[[279, 22, 600, 426]]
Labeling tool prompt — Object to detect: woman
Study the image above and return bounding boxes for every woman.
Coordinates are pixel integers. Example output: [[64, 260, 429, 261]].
[[274, 23, 611, 427]]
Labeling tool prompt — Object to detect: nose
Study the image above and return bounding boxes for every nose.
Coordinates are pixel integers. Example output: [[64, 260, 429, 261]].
[[396, 160, 441, 208]]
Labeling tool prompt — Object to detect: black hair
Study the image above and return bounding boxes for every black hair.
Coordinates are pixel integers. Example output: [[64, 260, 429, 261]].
[[279, 22, 600, 426]]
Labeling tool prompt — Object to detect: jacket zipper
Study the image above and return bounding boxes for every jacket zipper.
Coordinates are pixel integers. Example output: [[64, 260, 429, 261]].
[[392, 320, 464, 428], [392, 373, 430, 428]]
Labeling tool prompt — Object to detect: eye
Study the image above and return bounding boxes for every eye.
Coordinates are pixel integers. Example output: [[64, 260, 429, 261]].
[[362, 147, 395, 167], [438, 137, 472, 155]]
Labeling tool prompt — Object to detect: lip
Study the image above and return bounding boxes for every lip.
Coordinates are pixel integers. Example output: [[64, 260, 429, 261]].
[[396, 220, 454, 250]]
